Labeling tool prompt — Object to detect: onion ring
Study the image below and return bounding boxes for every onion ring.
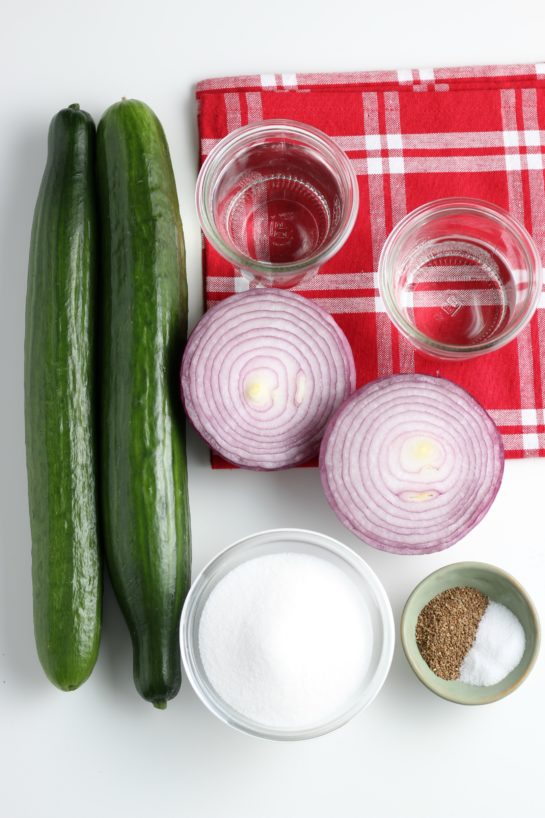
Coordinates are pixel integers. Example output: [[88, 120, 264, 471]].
[[320, 374, 504, 554], [181, 289, 356, 469]]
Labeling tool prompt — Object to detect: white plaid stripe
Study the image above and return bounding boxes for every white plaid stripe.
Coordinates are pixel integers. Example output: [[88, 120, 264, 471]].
[[397, 69, 413, 83], [297, 272, 377, 290], [206, 277, 237, 294], [538, 310, 545, 413], [522, 89, 545, 257], [523, 432, 541, 449], [451, 412, 543, 452], [364, 134, 381, 150], [281, 73, 297, 88], [521, 408, 539, 424], [503, 129, 545, 149], [419, 68, 435, 81], [202, 131, 545, 156], [501, 91, 526, 223], [350, 155, 545, 175], [251, 189, 271, 262], [363, 94, 387, 266], [489, 408, 545, 425], [200, 137, 217, 157], [522, 88, 545, 419], [223, 94, 249, 258], [524, 130, 541, 146], [208, 272, 377, 294], [487, 408, 545, 453], [224, 92, 242, 132], [260, 73, 276, 88], [246, 92, 263, 123], [314, 296, 385, 314], [363, 91, 393, 376], [384, 90, 414, 374], [401, 289, 514, 308], [504, 154, 544, 170], [207, 270, 545, 295], [501, 88, 537, 422], [384, 91, 407, 226], [298, 272, 377, 290], [515, 327, 538, 424], [502, 433, 545, 452], [243, 92, 270, 262]]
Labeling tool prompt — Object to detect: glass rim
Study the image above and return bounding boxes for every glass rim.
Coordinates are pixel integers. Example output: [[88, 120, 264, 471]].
[[378, 197, 543, 358], [180, 528, 395, 741], [195, 119, 360, 277]]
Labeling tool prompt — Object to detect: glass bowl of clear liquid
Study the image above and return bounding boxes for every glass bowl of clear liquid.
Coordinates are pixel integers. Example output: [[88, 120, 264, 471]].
[[196, 120, 359, 288], [379, 198, 542, 359]]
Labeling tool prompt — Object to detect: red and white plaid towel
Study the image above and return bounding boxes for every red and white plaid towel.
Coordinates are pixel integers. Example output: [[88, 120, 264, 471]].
[[196, 63, 545, 466]]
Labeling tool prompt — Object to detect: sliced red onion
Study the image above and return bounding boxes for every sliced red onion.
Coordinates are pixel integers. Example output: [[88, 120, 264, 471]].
[[181, 289, 356, 469], [320, 375, 504, 554]]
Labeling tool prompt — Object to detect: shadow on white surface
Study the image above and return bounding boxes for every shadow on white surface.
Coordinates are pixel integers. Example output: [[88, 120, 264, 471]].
[[95, 571, 139, 710], [0, 121, 49, 694]]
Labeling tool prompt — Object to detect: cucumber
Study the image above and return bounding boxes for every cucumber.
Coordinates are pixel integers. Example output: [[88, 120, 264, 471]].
[[97, 100, 191, 709], [25, 104, 101, 691]]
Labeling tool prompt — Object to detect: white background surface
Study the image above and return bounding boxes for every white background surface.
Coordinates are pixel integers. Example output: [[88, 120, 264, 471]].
[[1, 1, 544, 816]]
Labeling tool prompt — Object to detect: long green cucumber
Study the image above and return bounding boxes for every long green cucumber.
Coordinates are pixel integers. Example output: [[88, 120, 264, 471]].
[[25, 104, 101, 691], [97, 100, 191, 709]]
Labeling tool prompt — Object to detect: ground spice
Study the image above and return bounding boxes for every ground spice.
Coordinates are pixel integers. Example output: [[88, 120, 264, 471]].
[[416, 586, 489, 680]]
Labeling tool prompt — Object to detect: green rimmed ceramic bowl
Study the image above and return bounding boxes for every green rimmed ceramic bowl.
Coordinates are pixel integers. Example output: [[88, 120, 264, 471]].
[[401, 562, 540, 705]]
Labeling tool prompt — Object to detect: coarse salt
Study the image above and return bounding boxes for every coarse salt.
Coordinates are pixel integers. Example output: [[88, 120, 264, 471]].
[[459, 600, 526, 687], [198, 552, 372, 729]]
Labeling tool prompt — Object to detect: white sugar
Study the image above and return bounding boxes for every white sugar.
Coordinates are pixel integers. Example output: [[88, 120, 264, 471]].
[[198, 552, 372, 729], [459, 600, 526, 687]]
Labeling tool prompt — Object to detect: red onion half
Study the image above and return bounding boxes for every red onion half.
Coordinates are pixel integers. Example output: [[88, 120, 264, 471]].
[[320, 375, 504, 554], [181, 289, 356, 469]]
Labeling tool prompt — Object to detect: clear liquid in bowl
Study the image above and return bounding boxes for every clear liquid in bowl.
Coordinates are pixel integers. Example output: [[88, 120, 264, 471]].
[[214, 144, 343, 266], [398, 239, 518, 346]]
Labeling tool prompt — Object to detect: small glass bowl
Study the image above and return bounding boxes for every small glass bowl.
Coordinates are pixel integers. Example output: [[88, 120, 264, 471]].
[[196, 120, 359, 289], [180, 529, 394, 741], [378, 198, 542, 359]]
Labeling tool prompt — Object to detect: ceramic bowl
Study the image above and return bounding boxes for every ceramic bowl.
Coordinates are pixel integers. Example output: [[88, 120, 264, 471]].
[[401, 561, 540, 705]]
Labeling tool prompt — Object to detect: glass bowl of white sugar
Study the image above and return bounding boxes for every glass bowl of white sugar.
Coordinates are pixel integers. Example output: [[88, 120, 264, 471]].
[[181, 528, 395, 740]]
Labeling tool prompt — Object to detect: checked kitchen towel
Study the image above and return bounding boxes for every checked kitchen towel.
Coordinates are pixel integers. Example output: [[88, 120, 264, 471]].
[[196, 63, 545, 465]]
